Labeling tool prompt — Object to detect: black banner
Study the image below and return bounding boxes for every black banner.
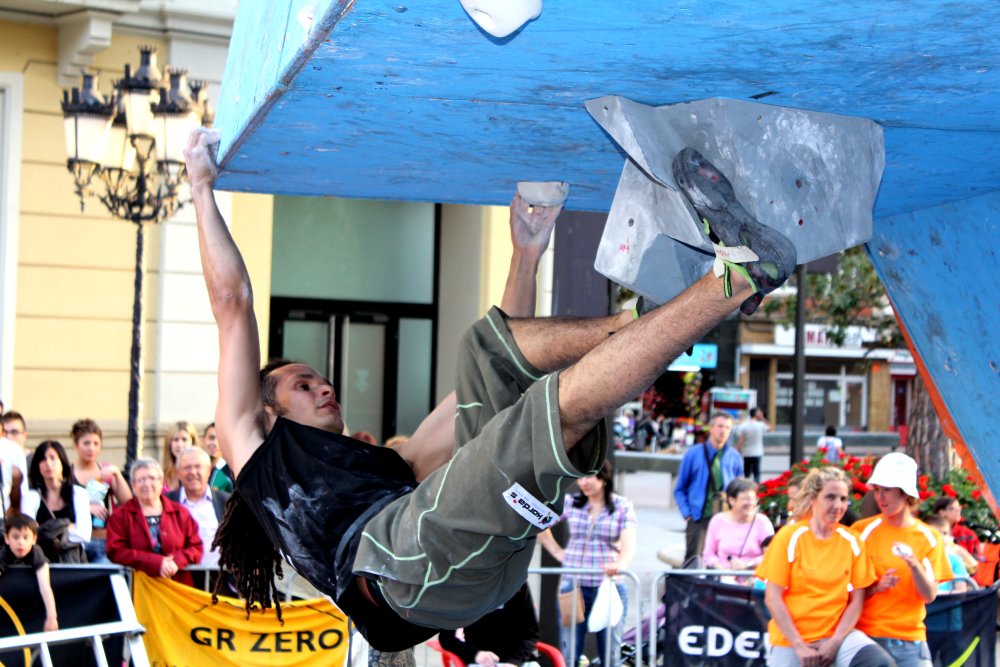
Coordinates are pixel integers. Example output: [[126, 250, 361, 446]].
[[660, 575, 997, 666], [0, 565, 124, 666], [925, 586, 997, 667], [661, 577, 769, 666]]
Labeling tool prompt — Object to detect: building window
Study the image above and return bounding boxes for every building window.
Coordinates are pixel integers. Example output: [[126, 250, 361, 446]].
[[774, 369, 868, 430]]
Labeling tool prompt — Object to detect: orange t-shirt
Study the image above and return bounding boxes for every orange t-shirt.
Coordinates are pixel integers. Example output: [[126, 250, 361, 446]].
[[754, 523, 875, 646], [852, 516, 953, 641]]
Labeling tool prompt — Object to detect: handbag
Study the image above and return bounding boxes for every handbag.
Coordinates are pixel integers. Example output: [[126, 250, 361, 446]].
[[587, 577, 624, 632], [559, 579, 585, 626], [37, 518, 88, 563]]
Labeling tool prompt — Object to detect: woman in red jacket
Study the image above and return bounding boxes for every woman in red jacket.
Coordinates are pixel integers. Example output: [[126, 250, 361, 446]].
[[107, 458, 203, 586]]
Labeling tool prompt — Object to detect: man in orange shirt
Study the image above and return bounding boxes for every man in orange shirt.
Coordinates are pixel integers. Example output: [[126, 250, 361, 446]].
[[853, 453, 952, 667]]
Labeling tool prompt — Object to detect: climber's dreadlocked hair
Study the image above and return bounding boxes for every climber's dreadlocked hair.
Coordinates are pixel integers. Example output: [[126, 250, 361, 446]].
[[211, 489, 285, 624]]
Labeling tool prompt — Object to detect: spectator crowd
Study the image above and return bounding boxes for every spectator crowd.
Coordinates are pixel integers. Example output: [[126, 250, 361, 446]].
[[0, 408, 236, 597], [0, 394, 994, 667]]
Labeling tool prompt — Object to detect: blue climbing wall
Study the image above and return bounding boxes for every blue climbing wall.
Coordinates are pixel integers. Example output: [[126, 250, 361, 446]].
[[869, 192, 1000, 490], [215, 0, 1000, 217], [215, 0, 1000, 494]]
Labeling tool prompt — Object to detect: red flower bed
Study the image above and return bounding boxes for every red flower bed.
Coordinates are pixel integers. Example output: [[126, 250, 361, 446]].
[[758, 449, 997, 535]]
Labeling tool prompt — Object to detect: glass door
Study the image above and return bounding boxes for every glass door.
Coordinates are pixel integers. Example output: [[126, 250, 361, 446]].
[[340, 317, 387, 442], [270, 297, 436, 443]]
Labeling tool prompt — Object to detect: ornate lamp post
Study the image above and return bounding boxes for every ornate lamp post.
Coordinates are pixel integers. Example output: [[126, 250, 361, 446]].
[[61, 47, 212, 470]]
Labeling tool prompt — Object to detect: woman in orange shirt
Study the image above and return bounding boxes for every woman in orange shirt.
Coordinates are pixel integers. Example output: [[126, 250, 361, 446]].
[[755, 467, 893, 667], [853, 453, 952, 667]]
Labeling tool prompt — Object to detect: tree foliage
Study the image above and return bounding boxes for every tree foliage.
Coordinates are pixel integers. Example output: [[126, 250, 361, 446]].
[[760, 246, 950, 478], [761, 246, 902, 349]]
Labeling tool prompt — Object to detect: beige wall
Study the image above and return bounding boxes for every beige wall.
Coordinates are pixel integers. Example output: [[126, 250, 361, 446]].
[[2, 22, 164, 449], [867, 361, 892, 433], [0, 20, 273, 461], [436, 202, 552, 401], [437, 204, 491, 402], [2, 14, 536, 463]]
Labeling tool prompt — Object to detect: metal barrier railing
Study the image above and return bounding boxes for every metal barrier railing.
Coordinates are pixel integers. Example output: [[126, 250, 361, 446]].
[[0, 568, 149, 667], [530, 566, 643, 667], [182, 564, 316, 601], [10, 562, 984, 667]]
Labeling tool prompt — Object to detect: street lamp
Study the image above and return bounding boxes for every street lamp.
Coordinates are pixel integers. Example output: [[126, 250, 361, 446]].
[[61, 46, 212, 470]]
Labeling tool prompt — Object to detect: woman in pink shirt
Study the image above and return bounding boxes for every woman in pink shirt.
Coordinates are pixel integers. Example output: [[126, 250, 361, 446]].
[[702, 477, 774, 570]]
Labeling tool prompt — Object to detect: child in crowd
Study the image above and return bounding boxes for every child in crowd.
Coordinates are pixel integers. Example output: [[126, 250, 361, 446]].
[[816, 426, 843, 463], [923, 514, 970, 593], [1, 514, 58, 631]]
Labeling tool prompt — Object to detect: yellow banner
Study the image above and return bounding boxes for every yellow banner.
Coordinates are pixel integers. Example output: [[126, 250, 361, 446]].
[[132, 572, 348, 666]]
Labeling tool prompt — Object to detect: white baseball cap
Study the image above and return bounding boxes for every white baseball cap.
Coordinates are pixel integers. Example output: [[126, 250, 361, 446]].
[[866, 452, 919, 498]]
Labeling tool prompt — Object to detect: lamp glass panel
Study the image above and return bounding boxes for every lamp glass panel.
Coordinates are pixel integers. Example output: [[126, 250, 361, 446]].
[[64, 114, 110, 163], [63, 115, 79, 160], [123, 88, 155, 137], [161, 112, 201, 162], [76, 115, 112, 163], [103, 124, 136, 172], [151, 114, 168, 158]]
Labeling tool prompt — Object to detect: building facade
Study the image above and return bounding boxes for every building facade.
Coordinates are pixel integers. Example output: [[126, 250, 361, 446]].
[[0, 1, 536, 463], [737, 319, 914, 434]]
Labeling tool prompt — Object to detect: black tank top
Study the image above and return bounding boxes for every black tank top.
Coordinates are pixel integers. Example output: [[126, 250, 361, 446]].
[[237, 418, 435, 649]]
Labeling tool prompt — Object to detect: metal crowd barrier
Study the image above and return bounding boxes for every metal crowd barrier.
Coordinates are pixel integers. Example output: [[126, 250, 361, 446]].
[[184, 564, 321, 601], [530, 566, 643, 667], [647, 570, 996, 666], [0, 566, 149, 667], [7, 562, 982, 667]]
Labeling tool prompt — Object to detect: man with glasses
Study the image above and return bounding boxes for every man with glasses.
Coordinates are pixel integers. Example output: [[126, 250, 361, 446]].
[[0, 414, 27, 517], [1, 412, 30, 463]]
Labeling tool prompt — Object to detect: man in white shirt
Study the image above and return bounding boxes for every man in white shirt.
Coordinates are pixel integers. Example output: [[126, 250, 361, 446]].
[[166, 447, 229, 569], [736, 407, 771, 482], [0, 419, 28, 516]]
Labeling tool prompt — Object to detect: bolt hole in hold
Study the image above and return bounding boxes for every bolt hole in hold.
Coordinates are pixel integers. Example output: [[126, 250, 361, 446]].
[[795, 178, 803, 189], [797, 219, 804, 226], [628, 218, 634, 227], [991, 360, 999, 373]]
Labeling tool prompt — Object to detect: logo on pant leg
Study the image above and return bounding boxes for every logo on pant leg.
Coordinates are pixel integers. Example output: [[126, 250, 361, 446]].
[[504, 483, 557, 529]]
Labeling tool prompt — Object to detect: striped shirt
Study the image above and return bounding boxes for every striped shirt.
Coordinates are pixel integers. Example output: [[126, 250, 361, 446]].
[[558, 493, 637, 587]]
